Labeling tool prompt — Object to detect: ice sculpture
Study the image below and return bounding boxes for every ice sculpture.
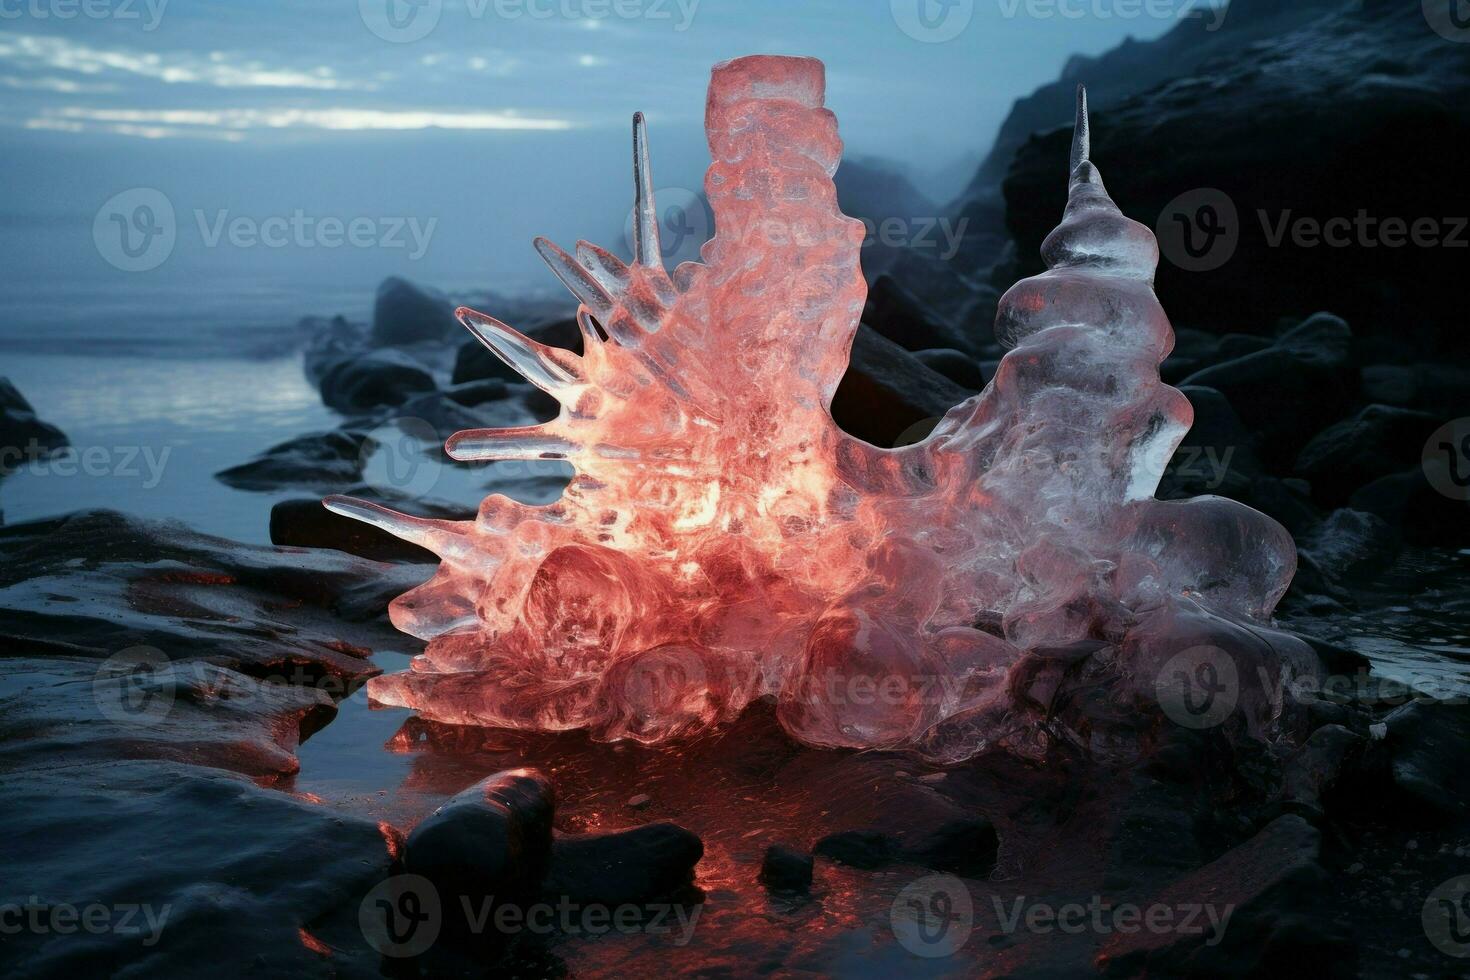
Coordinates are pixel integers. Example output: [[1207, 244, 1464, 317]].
[[326, 56, 1321, 760]]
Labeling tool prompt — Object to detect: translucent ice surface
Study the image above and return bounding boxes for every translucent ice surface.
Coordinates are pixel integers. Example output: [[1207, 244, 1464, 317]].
[[327, 56, 1320, 760]]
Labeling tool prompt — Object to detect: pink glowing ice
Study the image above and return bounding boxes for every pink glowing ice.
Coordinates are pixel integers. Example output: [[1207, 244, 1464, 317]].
[[326, 56, 1320, 760]]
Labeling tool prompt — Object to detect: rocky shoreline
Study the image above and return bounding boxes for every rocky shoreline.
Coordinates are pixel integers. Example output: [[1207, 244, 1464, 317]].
[[3, 2, 1469, 975]]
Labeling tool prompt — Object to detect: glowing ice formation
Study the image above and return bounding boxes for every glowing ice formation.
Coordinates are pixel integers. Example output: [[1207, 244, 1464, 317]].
[[327, 56, 1320, 759]]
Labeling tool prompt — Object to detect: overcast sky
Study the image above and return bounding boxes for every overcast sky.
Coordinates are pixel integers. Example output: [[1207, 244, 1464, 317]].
[[0, 1, 1222, 334]]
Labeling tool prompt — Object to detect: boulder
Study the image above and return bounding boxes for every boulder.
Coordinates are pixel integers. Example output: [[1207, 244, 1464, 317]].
[[371, 276, 457, 346], [452, 318, 584, 385], [1360, 363, 1470, 418], [1350, 469, 1470, 547], [1295, 404, 1441, 505], [541, 822, 703, 908], [0, 657, 337, 781], [0, 509, 418, 681], [758, 844, 813, 895], [269, 497, 442, 562], [1180, 317, 1356, 468], [1097, 815, 1350, 978], [1296, 509, 1399, 585], [1001, 1, 1470, 352], [215, 429, 367, 491], [0, 761, 393, 977], [405, 769, 555, 914], [913, 348, 985, 391], [1382, 700, 1470, 820], [832, 325, 975, 447], [862, 275, 974, 355], [318, 349, 436, 414], [0, 376, 68, 469]]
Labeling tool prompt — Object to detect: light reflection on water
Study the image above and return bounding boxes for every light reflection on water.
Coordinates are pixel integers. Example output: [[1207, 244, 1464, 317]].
[[1, 351, 335, 542]]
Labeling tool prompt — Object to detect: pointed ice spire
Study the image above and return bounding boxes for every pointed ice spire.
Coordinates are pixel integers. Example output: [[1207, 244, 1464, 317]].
[[457, 306, 584, 398], [632, 111, 662, 267], [322, 495, 466, 555], [1070, 84, 1090, 175]]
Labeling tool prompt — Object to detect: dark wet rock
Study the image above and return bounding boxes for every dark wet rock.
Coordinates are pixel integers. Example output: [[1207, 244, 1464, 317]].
[[1160, 329, 1220, 384], [1097, 814, 1350, 978], [1243, 476, 1322, 539], [1382, 700, 1470, 820], [913, 348, 984, 391], [832, 325, 975, 447], [541, 822, 703, 907], [0, 376, 68, 466], [1296, 404, 1443, 505], [780, 755, 998, 878], [372, 276, 457, 346], [397, 381, 535, 437], [811, 830, 895, 869], [452, 317, 584, 385], [215, 429, 366, 491], [1297, 509, 1399, 584], [1350, 468, 1470, 547], [269, 497, 439, 563], [301, 314, 367, 385], [0, 760, 392, 977], [1277, 312, 1353, 373], [1180, 316, 1356, 468], [318, 348, 437, 414], [880, 247, 1000, 339], [406, 769, 555, 912], [758, 843, 813, 895], [1003, 3, 1470, 350], [1361, 363, 1470, 419], [0, 509, 420, 681], [1280, 724, 1366, 818], [1215, 333, 1273, 362], [862, 275, 975, 355], [0, 657, 335, 782], [958, 0, 1336, 218]]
